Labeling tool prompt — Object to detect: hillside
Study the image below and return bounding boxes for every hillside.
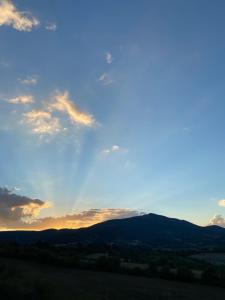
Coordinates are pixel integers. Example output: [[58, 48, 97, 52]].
[[0, 213, 225, 248]]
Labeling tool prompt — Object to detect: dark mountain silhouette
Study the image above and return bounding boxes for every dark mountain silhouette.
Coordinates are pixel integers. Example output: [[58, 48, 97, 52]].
[[0, 213, 225, 248]]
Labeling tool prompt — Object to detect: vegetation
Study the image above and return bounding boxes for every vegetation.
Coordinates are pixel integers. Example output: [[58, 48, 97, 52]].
[[0, 256, 224, 300], [0, 242, 225, 289]]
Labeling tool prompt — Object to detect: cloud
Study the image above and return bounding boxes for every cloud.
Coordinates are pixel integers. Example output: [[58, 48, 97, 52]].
[[7, 208, 141, 230], [0, 0, 39, 31], [106, 52, 113, 64], [0, 188, 141, 230], [98, 73, 113, 85], [8, 95, 34, 104], [48, 91, 95, 127], [22, 110, 62, 135], [102, 145, 128, 155], [45, 22, 57, 31], [0, 187, 49, 229], [5, 90, 96, 137], [19, 75, 38, 85], [218, 199, 225, 207], [209, 215, 225, 227], [30, 209, 141, 230]]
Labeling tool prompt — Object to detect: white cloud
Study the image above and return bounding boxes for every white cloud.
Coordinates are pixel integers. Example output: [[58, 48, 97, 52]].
[[106, 52, 113, 64], [98, 73, 113, 85], [0, 0, 39, 31], [102, 145, 128, 155], [22, 110, 62, 135], [13, 186, 21, 192], [209, 215, 225, 227], [19, 75, 38, 85], [8, 95, 34, 104], [48, 90, 95, 127], [45, 22, 57, 31]]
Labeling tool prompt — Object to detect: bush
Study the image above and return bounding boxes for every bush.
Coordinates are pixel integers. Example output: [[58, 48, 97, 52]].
[[159, 266, 175, 280], [96, 256, 120, 272], [177, 267, 194, 282], [147, 262, 158, 277], [201, 267, 219, 285]]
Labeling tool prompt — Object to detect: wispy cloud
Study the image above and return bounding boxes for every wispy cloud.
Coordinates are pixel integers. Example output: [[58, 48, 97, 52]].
[[19, 75, 38, 85], [5, 90, 96, 137], [0, 0, 39, 31], [22, 110, 62, 135], [106, 52, 113, 64], [102, 145, 128, 155], [209, 214, 225, 227], [8, 95, 34, 104], [48, 90, 95, 127], [45, 22, 57, 31], [98, 73, 113, 85]]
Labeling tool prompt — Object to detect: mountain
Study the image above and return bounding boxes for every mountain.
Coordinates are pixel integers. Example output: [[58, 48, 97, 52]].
[[0, 213, 225, 248]]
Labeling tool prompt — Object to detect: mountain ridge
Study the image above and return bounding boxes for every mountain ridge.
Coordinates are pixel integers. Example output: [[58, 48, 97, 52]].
[[0, 213, 224, 248]]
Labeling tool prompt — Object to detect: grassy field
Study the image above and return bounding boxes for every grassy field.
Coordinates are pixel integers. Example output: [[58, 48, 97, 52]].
[[0, 257, 225, 300]]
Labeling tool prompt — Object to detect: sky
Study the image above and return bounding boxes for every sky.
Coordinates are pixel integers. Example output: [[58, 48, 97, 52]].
[[0, 0, 225, 230]]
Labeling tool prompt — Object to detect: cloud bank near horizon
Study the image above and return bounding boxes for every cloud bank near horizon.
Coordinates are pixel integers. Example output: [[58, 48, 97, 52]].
[[0, 188, 141, 230], [209, 214, 225, 227]]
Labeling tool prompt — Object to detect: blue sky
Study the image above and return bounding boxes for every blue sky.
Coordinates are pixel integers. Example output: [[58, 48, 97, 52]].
[[0, 0, 225, 229]]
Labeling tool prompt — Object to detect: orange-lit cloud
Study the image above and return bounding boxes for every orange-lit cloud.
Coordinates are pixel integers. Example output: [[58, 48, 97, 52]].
[[23, 110, 61, 135], [0, 0, 39, 31], [0, 187, 49, 229], [0, 188, 140, 230], [21, 208, 141, 230], [218, 199, 225, 207], [8, 95, 34, 104], [48, 91, 95, 127], [5, 90, 96, 137]]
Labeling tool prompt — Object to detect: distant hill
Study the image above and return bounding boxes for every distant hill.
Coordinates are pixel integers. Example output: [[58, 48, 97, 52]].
[[1, 213, 225, 248]]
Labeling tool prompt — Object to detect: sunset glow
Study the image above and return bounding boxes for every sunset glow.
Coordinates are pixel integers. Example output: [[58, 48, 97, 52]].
[[1, 0, 225, 230]]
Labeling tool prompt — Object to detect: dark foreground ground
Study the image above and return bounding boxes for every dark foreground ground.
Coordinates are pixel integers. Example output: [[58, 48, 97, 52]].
[[0, 258, 225, 300]]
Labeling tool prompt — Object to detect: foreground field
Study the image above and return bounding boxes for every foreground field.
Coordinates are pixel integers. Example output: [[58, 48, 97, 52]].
[[0, 258, 225, 300]]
